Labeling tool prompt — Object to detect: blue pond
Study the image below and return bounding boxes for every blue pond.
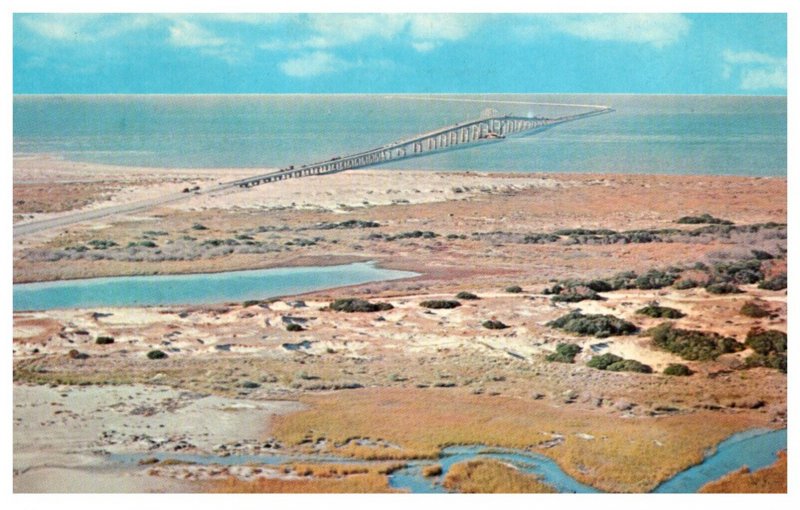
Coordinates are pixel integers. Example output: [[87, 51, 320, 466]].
[[12, 261, 417, 311]]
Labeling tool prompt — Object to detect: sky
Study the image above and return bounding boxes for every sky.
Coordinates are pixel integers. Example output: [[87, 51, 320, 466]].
[[12, 13, 787, 94]]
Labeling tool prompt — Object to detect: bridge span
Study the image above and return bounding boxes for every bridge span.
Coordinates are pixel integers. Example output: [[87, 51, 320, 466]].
[[233, 106, 613, 188]]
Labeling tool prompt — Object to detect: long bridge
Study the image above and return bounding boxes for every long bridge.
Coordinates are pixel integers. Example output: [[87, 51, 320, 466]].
[[232, 106, 613, 188], [13, 104, 613, 237]]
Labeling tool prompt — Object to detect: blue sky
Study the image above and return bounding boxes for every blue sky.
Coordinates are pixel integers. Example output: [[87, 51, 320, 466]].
[[13, 13, 787, 94]]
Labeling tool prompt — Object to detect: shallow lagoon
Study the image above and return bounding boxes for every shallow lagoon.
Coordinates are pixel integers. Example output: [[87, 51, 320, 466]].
[[13, 261, 417, 311]]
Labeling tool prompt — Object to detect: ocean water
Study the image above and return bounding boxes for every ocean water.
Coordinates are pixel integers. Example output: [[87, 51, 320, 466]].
[[13, 94, 786, 176]]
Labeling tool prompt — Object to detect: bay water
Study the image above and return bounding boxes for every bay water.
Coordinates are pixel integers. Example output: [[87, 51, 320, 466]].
[[13, 94, 786, 176]]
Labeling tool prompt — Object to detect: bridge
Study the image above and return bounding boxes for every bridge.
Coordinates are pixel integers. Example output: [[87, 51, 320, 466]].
[[232, 106, 613, 188], [13, 103, 613, 237]]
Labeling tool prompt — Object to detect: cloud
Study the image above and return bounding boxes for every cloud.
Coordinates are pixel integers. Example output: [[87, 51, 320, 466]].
[[722, 49, 786, 90], [17, 14, 155, 43], [516, 14, 690, 48], [279, 51, 346, 78], [261, 14, 476, 54], [168, 19, 226, 47]]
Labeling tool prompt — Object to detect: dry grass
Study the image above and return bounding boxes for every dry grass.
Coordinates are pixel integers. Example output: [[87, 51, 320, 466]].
[[271, 387, 769, 493], [207, 472, 397, 493], [283, 462, 404, 477], [699, 451, 787, 493], [443, 459, 556, 493], [206, 461, 403, 493]]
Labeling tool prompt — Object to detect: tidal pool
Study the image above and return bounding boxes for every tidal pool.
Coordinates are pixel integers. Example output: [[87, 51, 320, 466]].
[[13, 261, 417, 311]]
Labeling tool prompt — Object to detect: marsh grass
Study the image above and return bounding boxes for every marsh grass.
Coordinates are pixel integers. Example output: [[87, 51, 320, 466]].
[[271, 387, 765, 492], [208, 472, 397, 493], [698, 451, 786, 493], [442, 459, 556, 493]]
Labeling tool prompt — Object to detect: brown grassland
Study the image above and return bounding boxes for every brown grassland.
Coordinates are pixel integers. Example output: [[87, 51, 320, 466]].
[[442, 459, 556, 493], [271, 387, 771, 493]]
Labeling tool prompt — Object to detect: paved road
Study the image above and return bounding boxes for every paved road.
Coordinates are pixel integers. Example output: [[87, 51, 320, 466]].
[[13, 183, 234, 238]]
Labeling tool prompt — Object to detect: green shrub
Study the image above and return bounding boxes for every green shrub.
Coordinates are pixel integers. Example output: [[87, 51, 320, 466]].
[[191, 223, 208, 230], [243, 300, 261, 308], [663, 363, 693, 376], [674, 279, 699, 290], [456, 292, 480, 300], [745, 328, 787, 355], [675, 214, 733, 225], [505, 285, 523, 293], [420, 300, 461, 309], [606, 359, 653, 373], [744, 352, 787, 373], [95, 336, 115, 345], [547, 311, 638, 338], [634, 270, 679, 290], [751, 250, 774, 260], [550, 289, 603, 303], [636, 305, 685, 319], [482, 320, 509, 330], [286, 323, 304, 332], [711, 259, 763, 284], [587, 353, 623, 369], [758, 273, 787, 291], [147, 350, 168, 360], [329, 298, 394, 313], [705, 282, 743, 295], [87, 239, 118, 249], [740, 301, 770, 318], [545, 343, 582, 363], [647, 323, 744, 361]]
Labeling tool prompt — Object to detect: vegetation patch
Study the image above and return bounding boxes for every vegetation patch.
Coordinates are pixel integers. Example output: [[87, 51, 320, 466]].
[[674, 279, 700, 290], [314, 219, 380, 230], [547, 311, 638, 338], [758, 273, 787, 291], [482, 320, 508, 330], [550, 289, 604, 303], [442, 459, 556, 493], [647, 323, 744, 361], [743, 328, 786, 373], [740, 301, 770, 318], [545, 343, 582, 364], [586, 354, 652, 373], [329, 299, 394, 313], [95, 336, 115, 345], [675, 214, 733, 225], [636, 304, 686, 319], [147, 350, 168, 360], [505, 285, 523, 293], [286, 323, 304, 332], [419, 300, 461, 309], [705, 282, 743, 295], [455, 291, 480, 300], [663, 363, 693, 376], [271, 387, 762, 492], [422, 464, 443, 477], [605, 359, 653, 374], [586, 353, 622, 370]]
